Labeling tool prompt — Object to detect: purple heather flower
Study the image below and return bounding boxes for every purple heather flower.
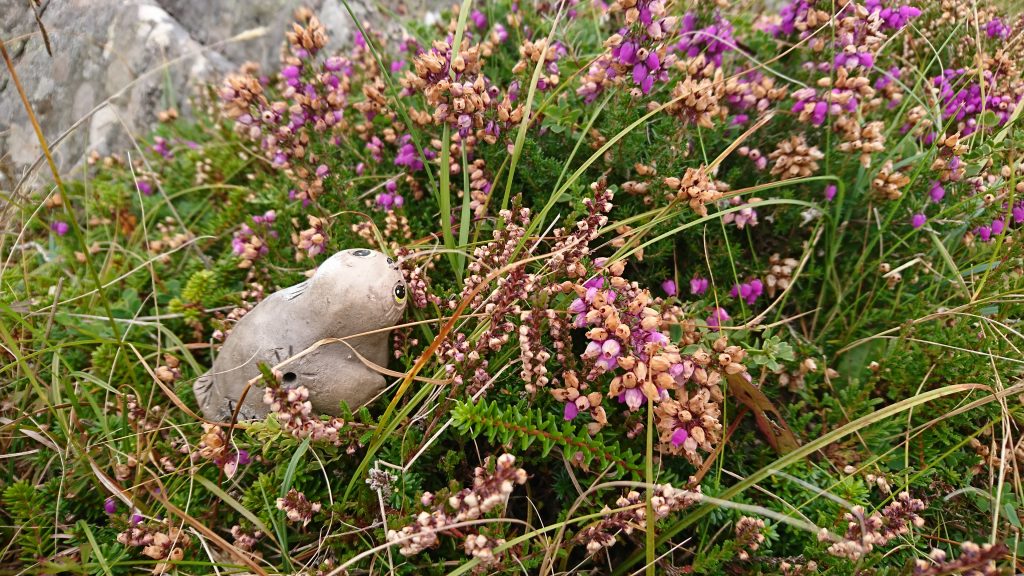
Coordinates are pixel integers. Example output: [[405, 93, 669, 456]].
[[824, 184, 837, 201], [976, 225, 993, 242], [282, 65, 301, 80], [911, 213, 927, 229], [690, 277, 709, 295], [1013, 203, 1024, 224], [564, 401, 579, 421], [470, 9, 487, 29], [929, 181, 945, 202], [986, 18, 1011, 39], [394, 135, 423, 171], [670, 428, 689, 447], [706, 307, 730, 330], [50, 220, 69, 236], [662, 279, 677, 296], [991, 218, 1005, 235], [731, 279, 764, 306], [104, 497, 117, 514]]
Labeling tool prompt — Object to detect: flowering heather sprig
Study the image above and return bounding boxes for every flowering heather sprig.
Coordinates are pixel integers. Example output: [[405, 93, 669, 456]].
[[608, 0, 678, 95], [438, 205, 534, 391], [387, 454, 527, 558], [374, 180, 405, 211], [548, 179, 615, 278], [914, 541, 1005, 576], [232, 210, 277, 268], [690, 276, 709, 295], [401, 37, 518, 146], [230, 525, 263, 555], [735, 516, 767, 560], [117, 520, 192, 574], [263, 382, 350, 446], [826, 491, 926, 560], [276, 488, 321, 526], [721, 196, 760, 229], [674, 11, 735, 67], [576, 484, 702, 554], [725, 72, 788, 119], [665, 68, 727, 129], [932, 68, 1022, 136]]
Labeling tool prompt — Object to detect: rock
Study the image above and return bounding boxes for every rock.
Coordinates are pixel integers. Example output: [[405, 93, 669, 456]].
[[0, 0, 443, 191]]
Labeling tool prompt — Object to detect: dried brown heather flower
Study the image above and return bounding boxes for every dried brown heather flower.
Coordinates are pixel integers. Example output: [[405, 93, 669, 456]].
[[387, 454, 527, 558], [576, 484, 702, 555], [836, 118, 886, 167], [117, 520, 192, 574], [735, 516, 767, 560], [664, 167, 724, 216], [913, 541, 1005, 576], [666, 71, 726, 129], [871, 160, 910, 200], [765, 253, 798, 298], [769, 135, 824, 179]]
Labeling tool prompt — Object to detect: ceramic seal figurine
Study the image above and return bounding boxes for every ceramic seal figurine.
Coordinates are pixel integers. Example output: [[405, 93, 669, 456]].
[[194, 248, 408, 421]]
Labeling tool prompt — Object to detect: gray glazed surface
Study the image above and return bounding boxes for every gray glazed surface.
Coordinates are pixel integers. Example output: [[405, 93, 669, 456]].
[[194, 249, 407, 421]]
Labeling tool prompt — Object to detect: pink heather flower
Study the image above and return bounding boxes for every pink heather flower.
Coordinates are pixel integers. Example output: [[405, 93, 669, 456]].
[[670, 428, 689, 447], [50, 221, 69, 236], [619, 387, 645, 411], [493, 23, 508, 43], [690, 277, 709, 295], [564, 401, 579, 421], [315, 164, 329, 178], [137, 180, 153, 196], [929, 181, 945, 202], [595, 339, 622, 371], [706, 307, 730, 330], [355, 162, 365, 175], [662, 279, 677, 296], [910, 213, 927, 229], [824, 184, 837, 201]]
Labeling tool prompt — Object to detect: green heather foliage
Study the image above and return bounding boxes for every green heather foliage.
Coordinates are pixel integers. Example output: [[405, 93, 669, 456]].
[[3, 0, 1024, 574]]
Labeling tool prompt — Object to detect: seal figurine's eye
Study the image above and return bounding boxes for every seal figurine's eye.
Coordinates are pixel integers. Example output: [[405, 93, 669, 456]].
[[352, 249, 371, 257], [393, 282, 407, 302]]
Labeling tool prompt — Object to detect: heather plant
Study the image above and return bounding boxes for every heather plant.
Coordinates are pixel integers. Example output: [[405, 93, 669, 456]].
[[4, 0, 1024, 574]]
